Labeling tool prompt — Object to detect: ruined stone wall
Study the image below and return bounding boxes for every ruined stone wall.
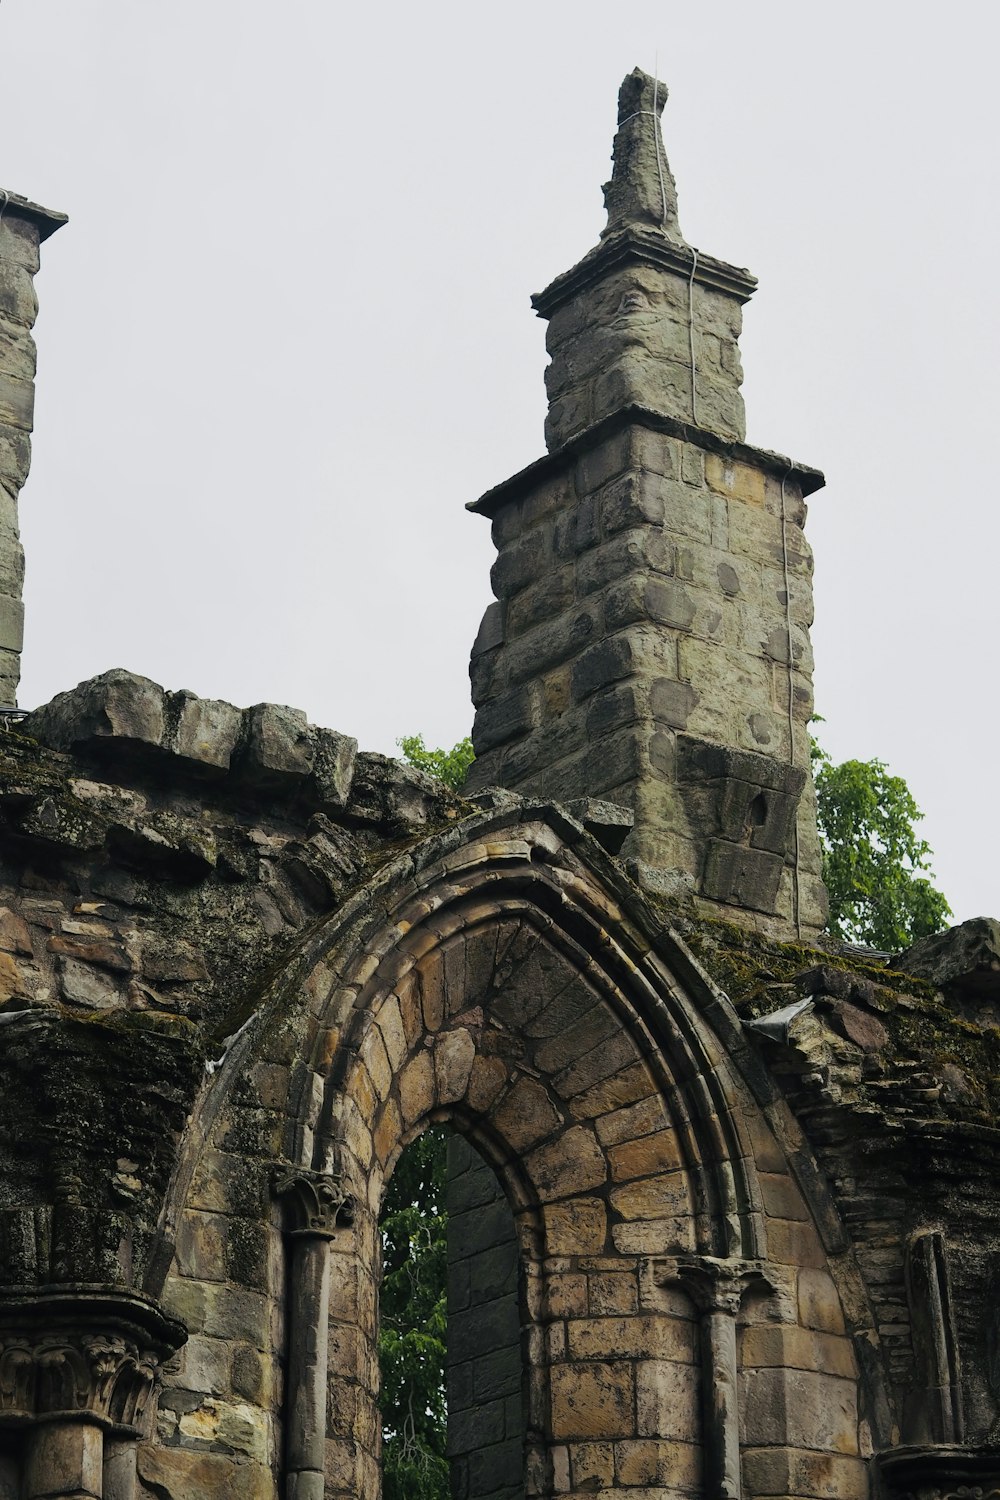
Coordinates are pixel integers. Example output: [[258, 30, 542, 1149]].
[[0, 671, 997, 1497]]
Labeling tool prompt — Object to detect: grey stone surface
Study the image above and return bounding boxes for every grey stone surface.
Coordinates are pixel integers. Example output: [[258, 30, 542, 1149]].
[[896, 917, 1000, 999]]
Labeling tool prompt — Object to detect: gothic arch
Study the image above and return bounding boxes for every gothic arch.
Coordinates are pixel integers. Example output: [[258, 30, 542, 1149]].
[[146, 802, 881, 1498]]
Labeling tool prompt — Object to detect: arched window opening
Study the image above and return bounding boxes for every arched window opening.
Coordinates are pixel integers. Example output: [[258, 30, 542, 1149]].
[[378, 1126, 525, 1500], [380, 1126, 450, 1500], [446, 1136, 525, 1500]]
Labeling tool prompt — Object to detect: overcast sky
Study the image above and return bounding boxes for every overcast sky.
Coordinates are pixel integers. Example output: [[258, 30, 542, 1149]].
[[3, 2, 997, 923]]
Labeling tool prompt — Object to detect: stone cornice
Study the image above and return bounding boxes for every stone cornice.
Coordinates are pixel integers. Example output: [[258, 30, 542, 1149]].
[[467, 403, 825, 519], [531, 225, 757, 319], [873, 1445, 1000, 1498], [0, 191, 68, 242]]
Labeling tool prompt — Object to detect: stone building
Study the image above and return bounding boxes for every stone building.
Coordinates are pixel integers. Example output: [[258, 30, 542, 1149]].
[[0, 69, 998, 1500]]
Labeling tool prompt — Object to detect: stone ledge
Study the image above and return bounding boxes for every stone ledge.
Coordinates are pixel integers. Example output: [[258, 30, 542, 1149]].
[[467, 404, 825, 519], [21, 669, 358, 812]]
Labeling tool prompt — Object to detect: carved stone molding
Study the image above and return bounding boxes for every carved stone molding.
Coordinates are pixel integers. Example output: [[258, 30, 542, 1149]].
[[655, 1254, 774, 1313], [274, 1168, 355, 1240], [874, 1445, 1000, 1500], [0, 1287, 185, 1437]]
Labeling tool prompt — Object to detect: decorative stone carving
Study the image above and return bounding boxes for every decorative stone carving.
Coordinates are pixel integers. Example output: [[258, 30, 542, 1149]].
[[656, 1257, 773, 1500], [274, 1168, 355, 1239], [0, 1288, 185, 1437], [874, 1445, 1000, 1499]]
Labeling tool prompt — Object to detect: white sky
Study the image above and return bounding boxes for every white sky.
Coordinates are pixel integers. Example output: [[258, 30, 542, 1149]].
[[3, 2, 997, 923]]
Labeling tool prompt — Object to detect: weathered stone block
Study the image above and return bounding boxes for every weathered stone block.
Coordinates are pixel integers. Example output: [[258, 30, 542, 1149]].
[[490, 531, 549, 599], [635, 1357, 699, 1439], [473, 683, 534, 752], [571, 635, 635, 702], [550, 1360, 634, 1440], [24, 1422, 103, 1498], [24, 668, 166, 753], [702, 839, 784, 913], [0, 373, 33, 431], [741, 1366, 859, 1454], [170, 691, 242, 772], [0, 263, 37, 326]]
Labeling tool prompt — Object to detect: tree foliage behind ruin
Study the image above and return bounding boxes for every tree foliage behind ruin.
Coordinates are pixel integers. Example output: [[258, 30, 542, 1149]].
[[812, 740, 951, 950]]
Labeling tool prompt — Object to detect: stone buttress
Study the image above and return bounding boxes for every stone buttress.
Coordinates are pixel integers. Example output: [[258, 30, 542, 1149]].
[[0, 191, 66, 707], [466, 70, 827, 940]]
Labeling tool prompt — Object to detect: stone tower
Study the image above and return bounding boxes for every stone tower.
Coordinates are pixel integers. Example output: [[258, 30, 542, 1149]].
[[467, 70, 827, 939], [0, 190, 66, 708]]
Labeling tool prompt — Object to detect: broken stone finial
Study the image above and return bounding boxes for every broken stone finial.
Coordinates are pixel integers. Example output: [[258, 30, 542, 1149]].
[[602, 68, 683, 240]]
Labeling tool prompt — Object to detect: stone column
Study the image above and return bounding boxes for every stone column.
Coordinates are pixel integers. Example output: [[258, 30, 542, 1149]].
[[275, 1170, 355, 1500], [658, 1257, 772, 1500], [0, 1288, 185, 1500], [0, 191, 65, 707]]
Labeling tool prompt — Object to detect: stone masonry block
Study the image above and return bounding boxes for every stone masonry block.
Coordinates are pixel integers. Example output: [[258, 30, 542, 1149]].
[[740, 1366, 859, 1454], [628, 427, 680, 479], [600, 472, 665, 533], [490, 530, 549, 599], [0, 534, 25, 599], [0, 318, 36, 381], [0, 215, 41, 273], [550, 1361, 634, 1440], [705, 453, 767, 508], [506, 567, 575, 637], [651, 678, 698, 730], [503, 605, 599, 687], [24, 1422, 103, 1498], [0, 263, 38, 326], [472, 601, 505, 657], [742, 1447, 869, 1500], [0, 593, 23, 654], [0, 430, 31, 490], [552, 494, 600, 560], [717, 777, 801, 855], [171, 691, 243, 773], [473, 683, 535, 752], [24, 668, 166, 753], [0, 372, 35, 431], [572, 432, 633, 497], [586, 682, 639, 737], [577, 533, 647, 597], [242, 701, 312, 781], [702, 839, 784, 915], [571, 635, 635, 702]]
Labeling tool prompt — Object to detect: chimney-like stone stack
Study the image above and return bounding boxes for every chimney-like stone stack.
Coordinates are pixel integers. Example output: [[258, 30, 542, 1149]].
[[467, 70, 827, 939], [0, 192, 66, 707]]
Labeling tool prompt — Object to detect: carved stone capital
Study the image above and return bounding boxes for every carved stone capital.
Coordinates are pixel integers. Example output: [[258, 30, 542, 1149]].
[[874, 1445, 1000, 1500], [0, 1287, 185, 1437], [655, 1255, 773, 1316], [274, 1169, 355, 1240]]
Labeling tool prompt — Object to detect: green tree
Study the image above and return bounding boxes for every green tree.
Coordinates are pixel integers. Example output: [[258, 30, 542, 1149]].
[[812, 740, 951, 951], [379, 1126, 450, 1500], [398, 734, 474, 792]]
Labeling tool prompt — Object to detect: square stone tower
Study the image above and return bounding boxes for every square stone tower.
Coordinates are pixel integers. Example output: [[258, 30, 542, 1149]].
[[467, 70, 827, 939]]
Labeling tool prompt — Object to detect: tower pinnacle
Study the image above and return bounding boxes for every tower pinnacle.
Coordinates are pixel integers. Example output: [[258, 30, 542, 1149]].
[[603, 68, 683, 240]]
